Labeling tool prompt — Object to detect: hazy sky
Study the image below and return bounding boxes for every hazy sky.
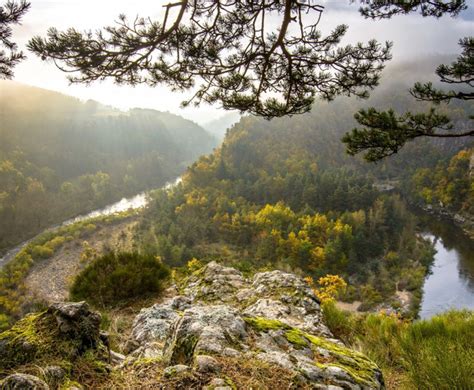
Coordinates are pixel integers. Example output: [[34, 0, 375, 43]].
[[9, 0, 474, 124]]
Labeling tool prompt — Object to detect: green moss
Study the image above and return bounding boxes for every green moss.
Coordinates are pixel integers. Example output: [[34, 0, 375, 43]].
[[285, 329, 308, 348], [244, 316, 380, 387], [80, 350, 110, 373], [132, 357, 163, 367], [0, 311, 45, 342], [243, 317, 289, 332], [169, 334, 198, 365], [0, 311, 69, 368], [60, 380, 83, 390], [223, 376, 237, 390], [305, 333, 380, 387]]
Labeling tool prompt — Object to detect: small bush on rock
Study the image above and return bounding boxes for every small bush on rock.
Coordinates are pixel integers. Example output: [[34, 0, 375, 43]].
[[70, 252, 170, 307]]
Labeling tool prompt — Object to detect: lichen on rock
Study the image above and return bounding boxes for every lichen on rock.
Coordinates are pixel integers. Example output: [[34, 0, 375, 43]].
[[126, 261, 385, 389], [0, 373, 50, 389], [0, 262, 385, 389]]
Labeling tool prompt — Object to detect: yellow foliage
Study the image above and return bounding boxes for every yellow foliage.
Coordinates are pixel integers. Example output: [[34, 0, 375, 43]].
[[255, 202, 295, 229], [176, 189, 209, 213], [171, 269, 177, 282], [187, 257, 203, 273], [310, 246, 326, 269], [311, 274, 347, 304]]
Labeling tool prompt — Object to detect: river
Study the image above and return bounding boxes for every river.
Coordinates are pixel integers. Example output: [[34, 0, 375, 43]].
[[0, 177, 181, 268], [418, 213, 474, 318], [1, 181, 473, 318]]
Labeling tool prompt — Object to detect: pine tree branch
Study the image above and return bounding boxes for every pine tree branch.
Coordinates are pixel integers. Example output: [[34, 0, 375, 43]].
[[27, 0, 392, 118], [0, 0, 30, 78]]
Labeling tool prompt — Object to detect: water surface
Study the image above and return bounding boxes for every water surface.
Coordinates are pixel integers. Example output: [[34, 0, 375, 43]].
[[418, 215, 474, 318], [0, 177, 181, 268]]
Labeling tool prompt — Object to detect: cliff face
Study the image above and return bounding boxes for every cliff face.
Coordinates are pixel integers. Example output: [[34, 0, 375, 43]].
[[0, 262, 384, 389]]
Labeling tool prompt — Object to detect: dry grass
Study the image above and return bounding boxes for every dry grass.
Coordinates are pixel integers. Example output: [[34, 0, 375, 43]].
[[382, 368, 415, 390], [102, 359, 205, 390], [218, 356, 309, 389], [100, 355, 310, 390], [103, 295, 169, 353]]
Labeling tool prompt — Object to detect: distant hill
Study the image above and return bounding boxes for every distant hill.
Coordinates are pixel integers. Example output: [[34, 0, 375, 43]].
[[0, 81, 217, 253], [203, 112, 241, 141]]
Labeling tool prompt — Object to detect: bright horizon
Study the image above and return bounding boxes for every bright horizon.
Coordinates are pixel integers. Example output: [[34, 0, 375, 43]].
[[8, 0, 474, 125]]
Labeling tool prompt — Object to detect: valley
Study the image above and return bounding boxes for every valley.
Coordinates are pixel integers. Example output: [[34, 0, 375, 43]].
[[5, 188, 473, 319], [0, 81, 217, 255], [1, 63, 473, 390]]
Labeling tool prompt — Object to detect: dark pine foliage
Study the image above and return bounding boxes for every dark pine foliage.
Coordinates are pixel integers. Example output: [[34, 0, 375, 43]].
[[70, 252, 170, 307]]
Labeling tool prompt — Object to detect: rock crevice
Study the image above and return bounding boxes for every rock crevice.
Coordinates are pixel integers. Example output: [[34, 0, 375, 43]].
[[128, 262, 384, 389]]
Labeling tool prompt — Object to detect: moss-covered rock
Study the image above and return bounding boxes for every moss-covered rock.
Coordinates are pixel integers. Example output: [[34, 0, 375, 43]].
[[126, 262, 384, 389], [244, 316, 383, 388], [0, 373, 49, 389], [0, 302, 110, 390], [0, 302, 107, 371], [243, 316, 288, 332]]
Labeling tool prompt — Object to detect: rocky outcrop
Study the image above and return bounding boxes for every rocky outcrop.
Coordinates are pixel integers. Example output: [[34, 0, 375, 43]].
[[0, 302, 109, 389], [0, 301, 107, 370], [0, 263, 385, 389], [47, 301, 103, 352], [127, 262, 384, 389]]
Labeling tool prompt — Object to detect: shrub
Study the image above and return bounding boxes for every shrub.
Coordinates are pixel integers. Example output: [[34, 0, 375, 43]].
[[70, 252, 170, 307], [314, 274, 347, 303], [31, 245, 54, 259], [45, 236, 66, 251], [321, 301, 356, 344], [187, 257, 203, 273]]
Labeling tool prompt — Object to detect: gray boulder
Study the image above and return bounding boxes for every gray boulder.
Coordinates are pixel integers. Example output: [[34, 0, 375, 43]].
[[47, 301, 102, 351], [126, 261, 385, 389], [163, 364, 190, 378], [0, 374, 49, 390]]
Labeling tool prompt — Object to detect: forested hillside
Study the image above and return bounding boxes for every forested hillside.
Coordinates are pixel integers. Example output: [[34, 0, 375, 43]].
[[407, 148, 473, 214], [0, 81, 217, 253], [135, 69, 473, 315], [203, 112, 241, 141], [1, 0, 472, 386]]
